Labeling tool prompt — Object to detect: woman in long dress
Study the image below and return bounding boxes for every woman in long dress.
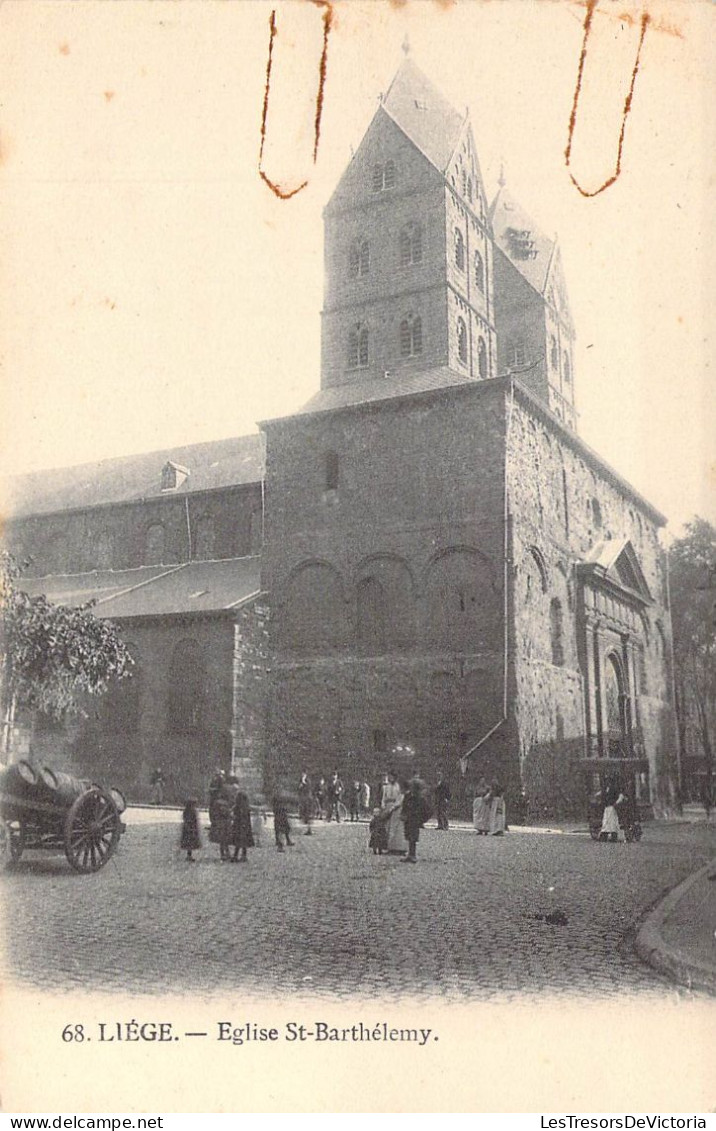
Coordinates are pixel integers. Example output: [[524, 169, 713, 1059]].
[[382, 772, 408, 855], [472, 777, 492, 835], [488, 781, 506, 835]]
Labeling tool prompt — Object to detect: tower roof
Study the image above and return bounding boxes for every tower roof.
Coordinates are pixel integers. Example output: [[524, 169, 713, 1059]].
[[381, 59, 465, 174], [490, 184, 556, 296]]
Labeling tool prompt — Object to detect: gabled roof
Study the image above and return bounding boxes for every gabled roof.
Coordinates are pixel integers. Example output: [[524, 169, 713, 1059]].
[[490, 184, 556, 296], [579, 538, 653, 602], [382, 59, 465, 174], [6, 434, 264, 519], [18, 557, 262, 618]]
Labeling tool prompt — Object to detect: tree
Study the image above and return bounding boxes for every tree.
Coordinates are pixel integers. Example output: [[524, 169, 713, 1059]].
[[669, 518, 716, 815], [1, 552, 133, 756]]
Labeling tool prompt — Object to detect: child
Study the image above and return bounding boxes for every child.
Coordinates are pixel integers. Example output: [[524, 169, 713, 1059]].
[[369, 808, 388, 855], [180, 799, 201, 862], [272, 794, 294, 852]]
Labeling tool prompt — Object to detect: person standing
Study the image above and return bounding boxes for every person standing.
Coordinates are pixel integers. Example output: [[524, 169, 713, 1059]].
[[298, 772, 314, 835], [472, 777, 492, 835], [231, 790, 254, 862], [488, 780, 506, 835], [401, 778, 430, 863], [326, 770, 344, 822], [382, 771, 408, 855], [434, 774, 452, 830], [360, 780, 371, 816], [150, 767, 165, 806], [313, 776, 326, 821], [348, 780, 362, 822], [272, 793, 294, 851], [180, 799, 201, 862]]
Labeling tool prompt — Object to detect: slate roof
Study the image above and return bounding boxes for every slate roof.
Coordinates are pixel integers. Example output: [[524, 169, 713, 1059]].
[[382, 59, 465, 173], [6, 434, 264, 518], [18, 557, 262, 618], [490, 185, 556, 296], [294, 366, 475, 417]]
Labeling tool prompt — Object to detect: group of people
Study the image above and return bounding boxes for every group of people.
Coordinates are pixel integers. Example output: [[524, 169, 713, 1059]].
[[367, 771, 434, 863], [180, 771, 259, 863], [471, 778, 507, 836], [299, 771, 372, 826]]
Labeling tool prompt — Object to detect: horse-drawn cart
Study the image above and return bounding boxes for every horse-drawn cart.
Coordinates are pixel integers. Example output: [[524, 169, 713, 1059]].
[[0, 761, 126, 873]]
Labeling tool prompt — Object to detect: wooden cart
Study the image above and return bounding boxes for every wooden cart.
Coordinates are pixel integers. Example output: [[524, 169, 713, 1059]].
[[0, 761, 126, 873]]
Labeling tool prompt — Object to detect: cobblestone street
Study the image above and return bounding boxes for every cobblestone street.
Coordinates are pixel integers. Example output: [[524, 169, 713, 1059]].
[[2, 813, 714, 1002]]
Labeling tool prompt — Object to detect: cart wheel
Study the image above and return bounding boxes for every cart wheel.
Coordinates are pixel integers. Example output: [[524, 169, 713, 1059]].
[[64, 788, 120, 873]]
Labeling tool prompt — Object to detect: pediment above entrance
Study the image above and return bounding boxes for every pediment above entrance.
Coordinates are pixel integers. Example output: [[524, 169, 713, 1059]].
[[577, 538, 652, 605]]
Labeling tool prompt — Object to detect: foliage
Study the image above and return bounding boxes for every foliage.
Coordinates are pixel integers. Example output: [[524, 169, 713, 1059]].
[[669, 518, 716, 809], [1, 552, 133, 720]]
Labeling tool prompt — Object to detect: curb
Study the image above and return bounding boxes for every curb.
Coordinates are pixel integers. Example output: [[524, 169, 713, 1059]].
[[634, 859, 716, 995]]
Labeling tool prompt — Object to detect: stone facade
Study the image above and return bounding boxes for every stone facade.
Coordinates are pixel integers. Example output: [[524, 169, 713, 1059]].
[[4, 59, 677, 816]]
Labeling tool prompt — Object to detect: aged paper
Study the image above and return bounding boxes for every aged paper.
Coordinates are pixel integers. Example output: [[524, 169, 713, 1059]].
[[1, 0, 714, 1114]]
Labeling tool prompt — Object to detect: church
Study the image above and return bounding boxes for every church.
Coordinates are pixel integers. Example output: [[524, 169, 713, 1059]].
[[5, 59, 676, 817]]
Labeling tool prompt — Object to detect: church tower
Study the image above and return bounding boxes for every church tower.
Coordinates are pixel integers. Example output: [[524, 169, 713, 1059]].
[[321, 56, 497, 390], [491, 181, 578, 430]]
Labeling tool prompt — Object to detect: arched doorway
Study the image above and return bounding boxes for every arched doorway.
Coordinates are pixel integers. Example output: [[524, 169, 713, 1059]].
[[604, 653, 628, 758]]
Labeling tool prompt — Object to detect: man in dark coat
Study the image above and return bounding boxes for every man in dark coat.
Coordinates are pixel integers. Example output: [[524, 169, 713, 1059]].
[[272, 793, 294, 852], [400, 778, 431, 863], [231, 791, 254, 862], [434, 774, 452, 830]]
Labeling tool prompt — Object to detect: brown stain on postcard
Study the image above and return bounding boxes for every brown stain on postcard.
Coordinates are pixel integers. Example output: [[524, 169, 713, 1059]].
[[565, 0, 650, 197], [259, 3, 333, 200]]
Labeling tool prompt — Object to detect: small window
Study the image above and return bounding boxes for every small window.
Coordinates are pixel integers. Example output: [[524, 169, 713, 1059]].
[[563, 352, 571, 383], [399, 223, 422, 267], [461, 170, 467, 197], [144, 523, 165, 566], [349, 238, 369, 277], [372, 161, 396, 192], [325, 451, 339, 492], [400, 315, 423, 358], [474, 250, 484, 293], [348, 324, 369, 369], [591, 498, 602, 530], [454, 229, 465, 271], [457, 318, 468, 365], [551, 336, 559, 369], [467, 177, 473, 203], [477, 336, 487, 379], [509, 342, 526, 368]]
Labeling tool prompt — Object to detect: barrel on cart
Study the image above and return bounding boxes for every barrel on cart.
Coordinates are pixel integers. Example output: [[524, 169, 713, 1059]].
[[0, 761, 126, 873]]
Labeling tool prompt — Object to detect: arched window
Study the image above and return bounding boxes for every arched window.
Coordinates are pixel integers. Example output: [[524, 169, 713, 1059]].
[[563, 352, 571, 383], [400, 315, 423, 358], [168, 639, 207, 733], [591, 498, 602, 530], [454, 229, 465, 271], [550, 598, 564, 666], [325, 451, 339, 492], [399, 223, 422, 267], [457, 318, 468, 365], [357, 576, 386, 653], [348, 324, 369, 369], [474, 250, 484, 292], [195, 514, 215, 559], [550, 336, 559, 369], [477, 336, 487, 379], [349, 238, 369, 277], [144, 522, 165, 565]]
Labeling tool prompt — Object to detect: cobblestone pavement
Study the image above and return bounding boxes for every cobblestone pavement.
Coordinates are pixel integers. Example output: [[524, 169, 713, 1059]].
[[2, 814, 714, 1002]]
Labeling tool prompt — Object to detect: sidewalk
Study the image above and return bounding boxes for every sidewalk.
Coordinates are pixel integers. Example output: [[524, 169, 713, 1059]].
[[635, 854, 716, 995]]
